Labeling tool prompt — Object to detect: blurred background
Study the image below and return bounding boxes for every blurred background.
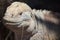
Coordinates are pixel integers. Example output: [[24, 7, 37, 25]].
[[0, 0, 60, 40]]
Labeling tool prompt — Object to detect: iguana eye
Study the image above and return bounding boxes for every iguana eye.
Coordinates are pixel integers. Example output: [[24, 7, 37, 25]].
[[20, 12, 22, 15]]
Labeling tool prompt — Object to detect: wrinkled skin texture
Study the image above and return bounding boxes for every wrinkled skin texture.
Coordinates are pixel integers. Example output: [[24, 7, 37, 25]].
[[4, 2, 31, 18]]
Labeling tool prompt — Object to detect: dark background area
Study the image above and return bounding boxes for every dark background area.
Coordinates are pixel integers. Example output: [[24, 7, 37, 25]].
[[0, 0, 60, 40]]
